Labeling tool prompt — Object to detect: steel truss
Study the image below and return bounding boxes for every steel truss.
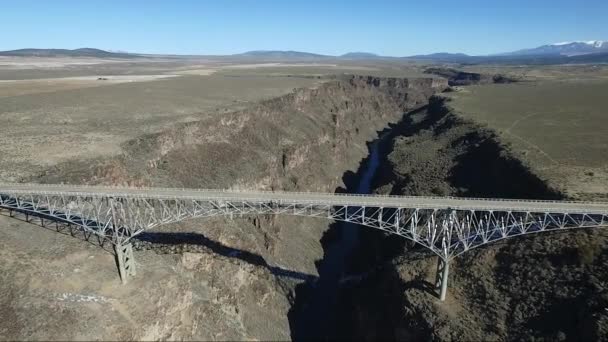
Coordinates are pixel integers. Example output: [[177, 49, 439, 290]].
[[1, 191, 607, 299]]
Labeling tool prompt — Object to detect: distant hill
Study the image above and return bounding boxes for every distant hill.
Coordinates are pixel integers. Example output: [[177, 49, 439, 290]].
[[407, 52, 470, 61], [340, 52, 380, 59], [234, 50, 393, 61], [0, 48, 137, 58], [235, 50, 331, 59]]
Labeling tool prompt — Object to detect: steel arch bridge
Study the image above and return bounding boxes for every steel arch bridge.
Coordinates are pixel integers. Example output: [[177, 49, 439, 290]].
[[1, 183, 607, 300]]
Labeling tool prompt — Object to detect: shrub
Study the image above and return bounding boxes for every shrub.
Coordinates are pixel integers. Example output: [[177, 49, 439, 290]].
[[578, 241, 602, 266]]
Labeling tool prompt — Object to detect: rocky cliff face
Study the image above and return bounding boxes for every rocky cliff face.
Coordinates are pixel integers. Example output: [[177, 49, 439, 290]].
[[423, 67, 517, 86], [36, 76, 444, 273], [13, 76, 445, 340]]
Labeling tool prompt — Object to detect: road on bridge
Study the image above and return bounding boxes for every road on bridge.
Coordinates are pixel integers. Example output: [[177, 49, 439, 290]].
[[1, 183, 607, 214]]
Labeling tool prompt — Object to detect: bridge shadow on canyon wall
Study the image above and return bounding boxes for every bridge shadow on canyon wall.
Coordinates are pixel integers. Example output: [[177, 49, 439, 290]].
[[0, 201, 315, 283], [132, 232, 316, 282]]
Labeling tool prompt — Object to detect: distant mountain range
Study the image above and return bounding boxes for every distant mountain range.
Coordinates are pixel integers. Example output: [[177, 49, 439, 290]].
[[235, 50, 329, 59], [233, 41, 608, 63], [233, 50, 386, 60], [407, 52, 469, 60], [0, 48, 136, 58], [402, 40, 608, 64], [501, 40, 608, 57], [339, 52, 380, 59], [2, 41, 607, 64]]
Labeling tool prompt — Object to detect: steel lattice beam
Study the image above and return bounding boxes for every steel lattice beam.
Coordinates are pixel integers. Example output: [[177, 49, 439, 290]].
[[1, 185, 608, 298], [2, 192, 607, 260]]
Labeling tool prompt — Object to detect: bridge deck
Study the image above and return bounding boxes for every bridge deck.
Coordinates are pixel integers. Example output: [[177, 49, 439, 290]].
[[1, 183, 608, 215]]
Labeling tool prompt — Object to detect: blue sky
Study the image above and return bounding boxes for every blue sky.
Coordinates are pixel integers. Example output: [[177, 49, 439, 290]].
[[1, 0, 607, 56]]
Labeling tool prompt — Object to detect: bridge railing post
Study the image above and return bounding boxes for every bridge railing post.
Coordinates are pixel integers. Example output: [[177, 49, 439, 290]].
[[435, 256, 450, 301]]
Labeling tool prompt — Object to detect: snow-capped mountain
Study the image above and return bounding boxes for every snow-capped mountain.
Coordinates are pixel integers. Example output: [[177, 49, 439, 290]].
[[503, 40, 608, 57], [553, 40, 605, 48]]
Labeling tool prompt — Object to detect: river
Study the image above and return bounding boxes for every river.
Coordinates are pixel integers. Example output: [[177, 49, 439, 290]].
[[291, 137, 383, 340]]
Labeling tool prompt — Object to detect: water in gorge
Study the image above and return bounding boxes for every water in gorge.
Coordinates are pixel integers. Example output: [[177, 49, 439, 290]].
[[290, 136, 384, 340]]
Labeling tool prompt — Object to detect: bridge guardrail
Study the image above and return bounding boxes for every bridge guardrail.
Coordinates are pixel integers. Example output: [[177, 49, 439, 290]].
[[1, 182, 607, 206], [1, 186, 608, 215]]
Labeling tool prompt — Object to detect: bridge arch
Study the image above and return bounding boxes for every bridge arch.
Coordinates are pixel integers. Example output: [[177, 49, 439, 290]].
[[1, 184, 607, 300]]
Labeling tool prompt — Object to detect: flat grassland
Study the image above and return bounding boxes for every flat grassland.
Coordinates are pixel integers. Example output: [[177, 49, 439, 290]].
[[0, 56, 432, 182], [0, 61, 331, 181], [446, 73, 608, 200]]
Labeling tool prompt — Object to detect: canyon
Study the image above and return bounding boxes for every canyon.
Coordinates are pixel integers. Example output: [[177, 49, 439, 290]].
[[2, 69, 607, 340]]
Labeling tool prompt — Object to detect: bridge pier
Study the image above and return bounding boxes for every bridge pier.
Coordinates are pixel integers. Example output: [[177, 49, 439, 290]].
[[435, 257, 450, 301], [109, 197, 136, 284], [115, 243, 136, 284]]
